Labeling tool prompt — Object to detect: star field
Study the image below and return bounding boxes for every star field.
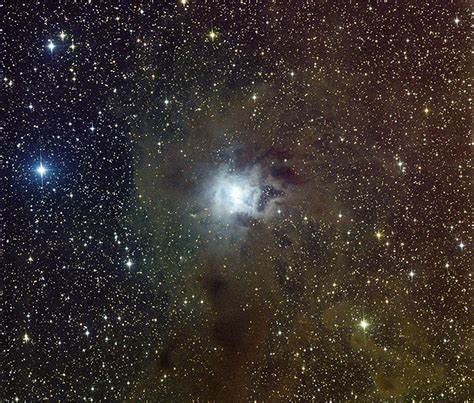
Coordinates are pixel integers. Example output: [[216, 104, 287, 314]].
[[4, 1, 472, 401]]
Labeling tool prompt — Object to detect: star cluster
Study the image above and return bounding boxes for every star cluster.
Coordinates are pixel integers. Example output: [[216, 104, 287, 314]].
[[4, 1, 472, 401]]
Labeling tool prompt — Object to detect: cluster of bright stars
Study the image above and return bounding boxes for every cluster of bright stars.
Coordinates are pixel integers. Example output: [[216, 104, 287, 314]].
[[46, 31, 75, 53]]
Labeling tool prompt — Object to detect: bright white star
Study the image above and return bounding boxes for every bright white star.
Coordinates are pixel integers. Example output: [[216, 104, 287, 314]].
[[36, 164, 47, 176], [359, 319, 369, 330], [47, 41, 55, 52]]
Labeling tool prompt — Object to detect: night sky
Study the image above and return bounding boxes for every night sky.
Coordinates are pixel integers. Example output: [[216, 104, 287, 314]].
[[4, 1, 472, 401]]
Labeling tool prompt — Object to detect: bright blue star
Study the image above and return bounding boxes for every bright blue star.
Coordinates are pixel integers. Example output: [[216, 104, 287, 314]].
[[36, 163, 47, 176]]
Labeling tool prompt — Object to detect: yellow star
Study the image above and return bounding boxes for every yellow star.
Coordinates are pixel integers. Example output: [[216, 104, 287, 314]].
[[209, 30, 217, 41], [359, 319, 369, 330]]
